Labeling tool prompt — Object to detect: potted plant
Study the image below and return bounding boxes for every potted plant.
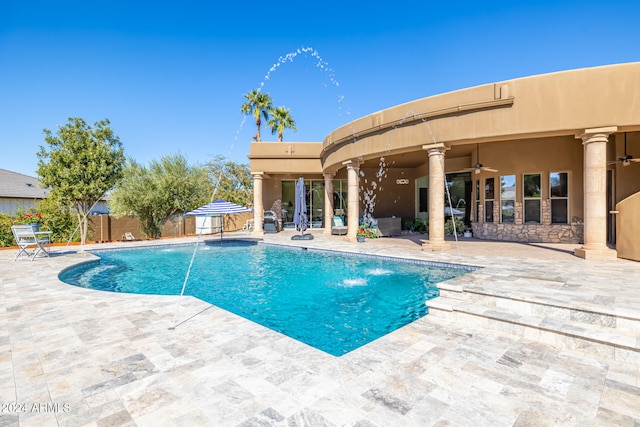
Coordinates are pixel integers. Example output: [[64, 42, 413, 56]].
[[356, 227, 368, 243], [22, 213, 44, 231], [356, 223, 378, 242]]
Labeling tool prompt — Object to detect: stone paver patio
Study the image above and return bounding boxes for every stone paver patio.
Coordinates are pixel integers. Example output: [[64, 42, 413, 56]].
[[1, 231, 639, 426]]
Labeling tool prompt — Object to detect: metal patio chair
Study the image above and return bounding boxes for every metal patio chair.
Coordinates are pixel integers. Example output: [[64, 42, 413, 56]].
[[12, 225, 51, 261]]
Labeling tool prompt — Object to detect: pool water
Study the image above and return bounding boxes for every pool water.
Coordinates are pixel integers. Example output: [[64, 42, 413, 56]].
[[60, 241, 472, 356]]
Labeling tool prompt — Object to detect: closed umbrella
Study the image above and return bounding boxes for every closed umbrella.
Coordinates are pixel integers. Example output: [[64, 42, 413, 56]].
[[292, 177, 313, 240], [185, 199, 252, 242]]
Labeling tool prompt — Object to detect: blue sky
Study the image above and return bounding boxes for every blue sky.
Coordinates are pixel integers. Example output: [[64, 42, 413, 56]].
[[1, 1, 639, 177]]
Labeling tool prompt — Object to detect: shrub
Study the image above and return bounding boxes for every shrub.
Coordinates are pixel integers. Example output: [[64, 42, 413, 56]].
[[0, 214, 19, 247], [445, 217, 466, 236], [403, 218, 427, 233]]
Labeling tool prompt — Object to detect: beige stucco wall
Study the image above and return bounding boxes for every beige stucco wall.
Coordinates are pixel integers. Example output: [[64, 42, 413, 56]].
[[248, 62, 640, 251], [249, 142, 323, 174], [321, 62, 640, 172]]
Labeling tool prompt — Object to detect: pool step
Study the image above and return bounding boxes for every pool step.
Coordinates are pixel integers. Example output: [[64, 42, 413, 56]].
[[427, 283, 640, 364], [438, 282, 640, 333]]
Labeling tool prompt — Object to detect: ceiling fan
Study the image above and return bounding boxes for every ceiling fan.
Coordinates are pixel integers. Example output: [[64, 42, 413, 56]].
[[608, 133, 640, 167], [462, 143, 498, 174]]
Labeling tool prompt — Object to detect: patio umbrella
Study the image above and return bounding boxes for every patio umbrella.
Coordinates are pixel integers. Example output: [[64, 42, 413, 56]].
[[292, 177, 313, 240], [185, 199, 252, 242], [444, 206, 464, 216]]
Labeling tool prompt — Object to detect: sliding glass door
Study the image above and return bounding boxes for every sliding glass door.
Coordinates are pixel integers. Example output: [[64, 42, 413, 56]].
[[281, 179, 326, 229]]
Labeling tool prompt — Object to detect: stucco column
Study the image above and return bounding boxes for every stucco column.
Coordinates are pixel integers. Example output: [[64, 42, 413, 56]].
[[422, 144, 450, 252], [344, 160, 360, 241], [574, 127, 617, 260], [323, 173, 335, 236], [252, 172, 264, 236]]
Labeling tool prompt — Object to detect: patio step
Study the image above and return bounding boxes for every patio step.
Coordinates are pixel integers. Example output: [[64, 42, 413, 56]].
[[427, 284, 640, 364]]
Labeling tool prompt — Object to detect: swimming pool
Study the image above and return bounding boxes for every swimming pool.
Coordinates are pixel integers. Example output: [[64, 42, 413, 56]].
[[60, 241, 475, 356]]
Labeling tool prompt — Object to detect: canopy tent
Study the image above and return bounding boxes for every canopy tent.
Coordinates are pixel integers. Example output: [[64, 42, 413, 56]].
[[185, 199, 252, 242]]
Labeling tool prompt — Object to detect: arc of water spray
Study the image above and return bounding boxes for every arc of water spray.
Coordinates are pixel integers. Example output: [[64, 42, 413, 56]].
[[367, 108, 460, 250], [170, 97, 251, 332], [359, 157, 389, 226], [259, 46, 348, 117], [261, 46, 340, 89], [170, 242, 200, 329], [350, 108, 459, 252], [170, 116, 249, 330], [353, 110, 433, 224], [173, 47, 344, 329]]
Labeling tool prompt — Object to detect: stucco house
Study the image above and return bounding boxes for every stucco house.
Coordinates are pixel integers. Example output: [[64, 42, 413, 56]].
[[249, 62, 640, 262]]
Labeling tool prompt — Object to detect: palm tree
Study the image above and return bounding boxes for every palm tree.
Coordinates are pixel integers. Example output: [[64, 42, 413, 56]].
[[240, 89, 273, 142], [267, 106, 297, 142]]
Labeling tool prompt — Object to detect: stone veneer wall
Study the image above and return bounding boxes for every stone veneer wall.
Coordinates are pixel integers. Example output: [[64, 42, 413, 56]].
[[473, 199, 584, 244]]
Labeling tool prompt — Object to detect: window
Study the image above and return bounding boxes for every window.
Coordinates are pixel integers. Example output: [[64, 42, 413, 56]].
[[523, 174, 541, 224], [484, 178, 494, 223], [419, 188, 428, 213], [332, 179, 348, 217], [550, 172, 568, 224], [283, 180, 328, 228], [500, 175, 516, 223]]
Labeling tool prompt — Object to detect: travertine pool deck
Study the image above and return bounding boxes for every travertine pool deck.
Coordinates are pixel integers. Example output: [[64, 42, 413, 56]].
[[1, 232, 639, 426]]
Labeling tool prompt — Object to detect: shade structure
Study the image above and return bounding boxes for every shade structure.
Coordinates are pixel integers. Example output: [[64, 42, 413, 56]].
[[292, 177, 313, 240], [444, 206, 464, 216], [186, 199, 252, 216], [185, 199, 252, 241]]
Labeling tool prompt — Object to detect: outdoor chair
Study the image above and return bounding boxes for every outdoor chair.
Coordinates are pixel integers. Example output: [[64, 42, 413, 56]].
[[11, 225, 51, 261], [242, 218, 254, 231], [331, 216, 348, 236]]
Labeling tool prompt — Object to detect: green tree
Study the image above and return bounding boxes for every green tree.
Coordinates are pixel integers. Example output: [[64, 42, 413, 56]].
[[240, 89, 273, 142], [109, 154, 210, 239], [267, 106, 297, 142], [37, 117, 125, 245], [206, 155, 253, 207]]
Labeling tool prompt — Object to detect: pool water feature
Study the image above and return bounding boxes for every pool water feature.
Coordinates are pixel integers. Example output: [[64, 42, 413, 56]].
[[60, 241, 474, 356]]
